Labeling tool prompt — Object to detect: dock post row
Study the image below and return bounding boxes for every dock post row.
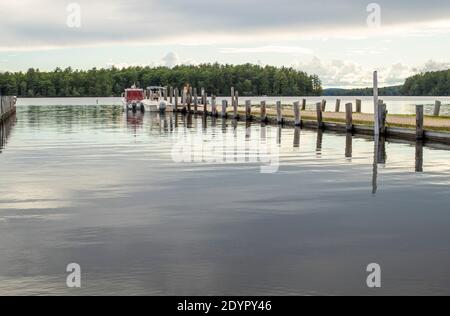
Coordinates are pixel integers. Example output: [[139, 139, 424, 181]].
[[164, 85, 449, 144]]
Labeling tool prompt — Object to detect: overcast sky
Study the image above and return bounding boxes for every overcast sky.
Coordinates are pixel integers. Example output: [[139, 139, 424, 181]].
[[1, 0, 450, 88]]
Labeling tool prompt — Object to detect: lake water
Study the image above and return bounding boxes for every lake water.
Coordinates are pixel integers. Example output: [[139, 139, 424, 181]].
[[1, 101, 450, 295]]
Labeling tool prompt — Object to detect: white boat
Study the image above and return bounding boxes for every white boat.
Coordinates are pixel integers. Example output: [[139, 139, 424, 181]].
[[143, 86, 174, 112], [122, 86, 174, 112]]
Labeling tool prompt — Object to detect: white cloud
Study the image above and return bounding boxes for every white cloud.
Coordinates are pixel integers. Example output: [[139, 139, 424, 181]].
[[161, 52, 179, 68], [220, 46, 313, 55], [418, 60, 450, 73], [293, 57, 450, 88]]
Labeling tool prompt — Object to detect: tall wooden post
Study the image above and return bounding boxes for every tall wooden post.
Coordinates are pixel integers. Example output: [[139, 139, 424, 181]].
[[373, 71, 380, 136], [169, 86, 173, 104], [316, 102, 323, 129], [416, 105, 424, 140], [346, 103, 353, 132]]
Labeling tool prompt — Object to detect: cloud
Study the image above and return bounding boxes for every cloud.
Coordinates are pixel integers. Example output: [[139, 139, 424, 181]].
[[220, 46, 313, 55], [418, 60, 450, 73], [293, 57, 450, 88], [2, 0, 450, 51], [161, 52, 179, 68]]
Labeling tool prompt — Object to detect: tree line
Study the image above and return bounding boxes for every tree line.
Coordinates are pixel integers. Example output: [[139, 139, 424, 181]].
[[402, 69, 450, 96], [0, 63, 322, 97], [323, 86, 402, 96]]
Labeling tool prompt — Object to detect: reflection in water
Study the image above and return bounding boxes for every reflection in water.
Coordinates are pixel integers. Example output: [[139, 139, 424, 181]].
[[316, 129, 323, 158], [3, 106, 450, 296], [293, 127, 301, 148], [0, 115, 16, 153], [416, 141, 424, 173], [345, 133, 353, 159], [372, 137, 386, 195]]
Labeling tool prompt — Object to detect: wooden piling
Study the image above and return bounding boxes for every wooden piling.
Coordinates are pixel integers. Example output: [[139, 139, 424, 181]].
[[245, 100, 252, 121], [373, 71, 380, 136], [276, 101, 283, 124], [293, 101, 301, 126], [434, 100, 442, 117], [201, 88, 205, 104], [169, 87, 173, 104], [301, 99, 307, 111], [335, 99, 341, 112], [345, 103, 353, 132], [221, 100, 228, 118], [321, 99, 327, 112], [211, 96, 217, 117], [356, 99, 362, 113], [203, 91, 208, 114], [193, 88, 198, 113], [182, 89, 186, 106], [379, 103, 387, 135], [416, 105, 424, 140], [174, 88, 179, 112], [0, 96, 16, 122], [260, 101, 267, 123], [316, 102, 324, 129]]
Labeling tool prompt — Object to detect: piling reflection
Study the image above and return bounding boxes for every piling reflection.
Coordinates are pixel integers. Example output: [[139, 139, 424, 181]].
[[316, 129, 323, 157], [0, 114, 16, 153], [123, 113, 439, 193], [345, 133, 352, 159], [416, 141, 424, 172], [372, 137, 386, 194], [293, 127, 301, 148]]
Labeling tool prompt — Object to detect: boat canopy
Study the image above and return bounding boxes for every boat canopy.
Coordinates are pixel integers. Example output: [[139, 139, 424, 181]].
[[125, 89, 144, 102]]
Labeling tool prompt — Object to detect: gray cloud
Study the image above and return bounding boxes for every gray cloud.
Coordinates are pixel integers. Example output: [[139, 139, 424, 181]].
[[2, 0, 450, 49]]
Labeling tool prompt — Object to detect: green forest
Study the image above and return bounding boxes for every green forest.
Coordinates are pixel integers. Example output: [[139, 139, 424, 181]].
[[402, 69, 450, 96], [0, 63, 322, 97]]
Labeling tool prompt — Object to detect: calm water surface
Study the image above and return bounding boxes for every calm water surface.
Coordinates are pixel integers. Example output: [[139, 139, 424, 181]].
[[1, 101, 450, 295]]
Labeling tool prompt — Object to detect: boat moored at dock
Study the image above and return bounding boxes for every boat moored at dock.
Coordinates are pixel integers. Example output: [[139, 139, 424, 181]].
[[122, 86, 174, 113]]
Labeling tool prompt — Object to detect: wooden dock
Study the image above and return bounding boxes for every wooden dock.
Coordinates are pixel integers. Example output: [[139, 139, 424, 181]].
[[166, 83, 450, 145]]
